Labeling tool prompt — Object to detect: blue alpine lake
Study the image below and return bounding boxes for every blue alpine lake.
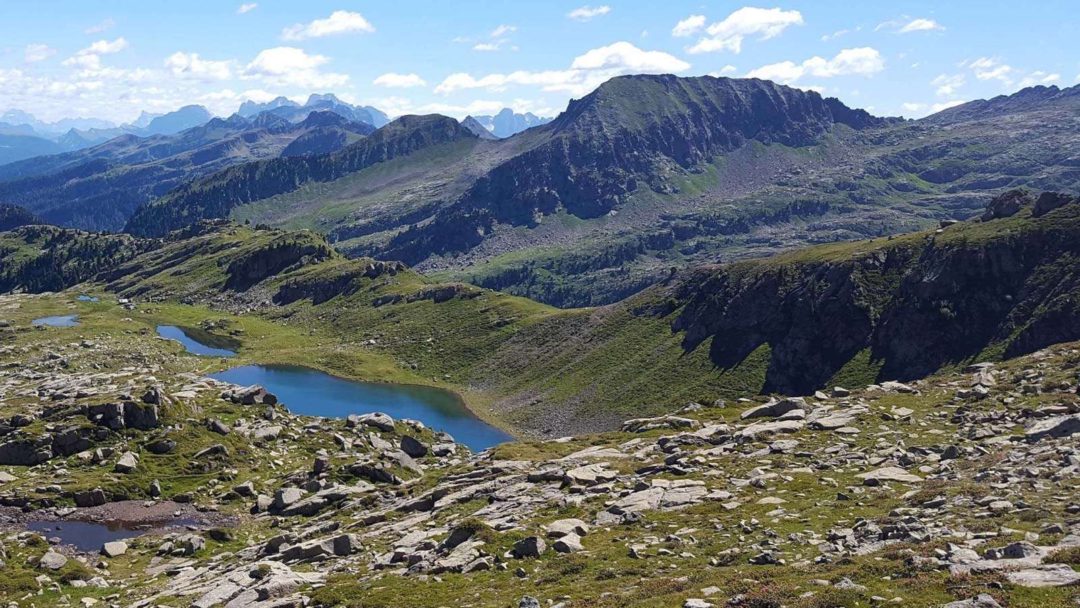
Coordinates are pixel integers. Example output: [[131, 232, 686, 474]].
[[209, 364, 511, 451], [32, 315, 79, 327], [157, 325, 238, 357]]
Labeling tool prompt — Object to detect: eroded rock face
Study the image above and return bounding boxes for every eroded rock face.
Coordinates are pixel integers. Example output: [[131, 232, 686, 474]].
[[981, 189, 1033, 221]]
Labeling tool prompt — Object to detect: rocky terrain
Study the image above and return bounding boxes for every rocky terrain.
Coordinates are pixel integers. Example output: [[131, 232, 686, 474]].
[[0, 288, 1076, 607]]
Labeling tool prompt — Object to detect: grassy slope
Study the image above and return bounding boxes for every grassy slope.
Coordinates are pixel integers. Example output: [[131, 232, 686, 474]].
[[45, 200, 1077, 438]]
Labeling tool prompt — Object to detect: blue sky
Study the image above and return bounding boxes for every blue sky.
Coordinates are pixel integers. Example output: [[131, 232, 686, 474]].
[[1, 1, 1077, 124]]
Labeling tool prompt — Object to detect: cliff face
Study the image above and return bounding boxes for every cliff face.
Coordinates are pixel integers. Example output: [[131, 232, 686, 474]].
[[669, 193, 1080, 395], [382, 75, 883, 263]]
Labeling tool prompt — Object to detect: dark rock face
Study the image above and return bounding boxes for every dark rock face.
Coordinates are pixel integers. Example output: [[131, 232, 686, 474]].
[[671, 202, 1080, 395], [224, 236, 335, 291], [273, 260, 405, 305], [383, 76, 884, 263], [0, 438, 52, 465], [981, 189, 1033, 221], [85, 401, 160, 431], [1032, 191, 1077, 217]]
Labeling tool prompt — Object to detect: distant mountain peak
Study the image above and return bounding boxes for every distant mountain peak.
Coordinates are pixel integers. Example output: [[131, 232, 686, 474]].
[[306, 93, 344, 106], [468, 108, 552, 138], [143, 105, 213, 136], [460, 116, 498, 140]]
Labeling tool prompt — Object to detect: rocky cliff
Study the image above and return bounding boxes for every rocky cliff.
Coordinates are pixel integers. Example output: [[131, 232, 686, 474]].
[[670, 190, 1080, 395]]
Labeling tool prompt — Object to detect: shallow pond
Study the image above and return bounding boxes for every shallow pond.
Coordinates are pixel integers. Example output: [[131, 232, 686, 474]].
[[210, 364, 511, 451], [31, 315, 79, 327], [76, 295, 99, 302], [26, 518, 196, 552], [157, 325, 238, 357]]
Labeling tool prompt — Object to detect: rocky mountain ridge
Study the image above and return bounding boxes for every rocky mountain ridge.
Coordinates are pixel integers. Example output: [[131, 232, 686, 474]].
[[117, 76, 1080, 307]]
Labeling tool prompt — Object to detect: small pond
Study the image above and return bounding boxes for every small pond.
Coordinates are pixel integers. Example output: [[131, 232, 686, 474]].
[[26, 518, 196, 552], [157, 325, 239, 357], [76, 295, 99, 302], [32, 315, 79, 327], [210, 364, 511, 451]]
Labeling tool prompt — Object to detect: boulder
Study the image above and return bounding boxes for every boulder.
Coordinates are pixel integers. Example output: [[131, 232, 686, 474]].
[[355, 412, 395, 432], [1025, 414, 1080, 442], [174, 533, 205, 555], [400, 435, 428, 458], [545, 518, 589, 538], [512, 536, 546, 558], [74, 488, 107, 507], [114, 451, 139, 473], [145, 438, 176, 454], [39, 550, 68, 570], [552, 532, 584, 553], [101, 541, 127, 558], [208, 419, 231, 435], [856, 466, 923, 485], [1003, 564, 1080, 587], [272, 487, 305, 511], [123, 402, 159, 430], [741, 397, 808, 419]]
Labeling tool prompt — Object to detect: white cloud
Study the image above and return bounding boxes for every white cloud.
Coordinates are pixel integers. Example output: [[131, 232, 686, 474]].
[[1018, 70, 1061, 88], [490, 24, 516, 38], [688, 7, 803, 54], [243, 46, 348, 89], [899, 18, 944, 33], [81, 38, 129, 56], [24, 44, 56, 63], [281, 10, 374, 41], [969, 57, 1013, 85], [901, 102, 926, 113], [932, 100, 965, 112], [237, 3, 257, 14], [473, 42, 502, 52], [708, 65, 738, 77], [821, 28, 849, 42], [931, 73, 964, 97], [747, 47, 884, 84], [568, 5, 611, 21], [373, 72, 427, 88], [165, 52, 233, 81], [62, 37, 129, 71], [435, 41, 689, 96], [672, 15, 706, 38], [84, 18, 115, 34], [371, 96, 557, 120]]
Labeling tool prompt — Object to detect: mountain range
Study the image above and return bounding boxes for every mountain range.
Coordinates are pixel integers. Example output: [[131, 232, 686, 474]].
[[464, 108, 553, 138], [123, 75, 1080, 306], [0, 110, 374, 230], [0, 94, 392, 167]]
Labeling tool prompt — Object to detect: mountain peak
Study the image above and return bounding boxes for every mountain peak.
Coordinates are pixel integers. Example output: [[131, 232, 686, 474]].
[[468, 108, 552, 138], [306, 93, 343, 106]]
